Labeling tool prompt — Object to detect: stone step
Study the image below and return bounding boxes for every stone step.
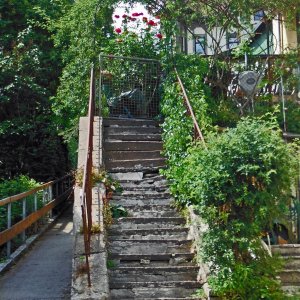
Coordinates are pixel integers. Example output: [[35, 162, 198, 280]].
[[126, 209, 178, 218], [120, 190, 170, 196], [272, 244, 300, 256], [109, 266, 198, 283], [283, 256, 300, 269], [110, 217, 186, 230], [110, 198, 172, 207], [108, 227, 189, 240], [112, 193, 171, 200], [115, 204, 175, 211], [282, 285, 300, 296], [104, 133, 162, 141], [120, 186, 169, 193], [109, 253, 194, 263], [279, 270, 300, 284], [105, 150, 163, 161], [120, 179, 168, 189], [103, 118, 160, 127], [105, 158, 166, 170], [134, 298, 199, 300], [110, 281, 199, 299], [110, 280, 199, 289], [108, 239, 192, 254], [114, 260, 195, 267], [111, 253, 194, 268], [105, 126, 162, 135], [104, 141, 163, 151]]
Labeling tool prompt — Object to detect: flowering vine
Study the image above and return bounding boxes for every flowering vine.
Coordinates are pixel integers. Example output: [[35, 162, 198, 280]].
[[109, 10, 164, 59]]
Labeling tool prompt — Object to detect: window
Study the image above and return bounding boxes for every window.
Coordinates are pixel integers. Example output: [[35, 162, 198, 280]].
[[254, 10, 265, 21], [195, 35, 206, 54], [227, 32, 239, 50]]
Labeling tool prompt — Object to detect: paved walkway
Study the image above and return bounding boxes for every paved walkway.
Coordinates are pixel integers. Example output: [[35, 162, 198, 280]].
[[0, 206, 74, 300]]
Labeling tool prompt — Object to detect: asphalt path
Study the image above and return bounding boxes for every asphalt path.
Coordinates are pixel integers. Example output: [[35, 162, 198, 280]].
[[0, 206, 73, 300]]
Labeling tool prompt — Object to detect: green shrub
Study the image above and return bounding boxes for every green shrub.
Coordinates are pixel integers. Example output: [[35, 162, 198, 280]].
[[0, 175, 41, 231], [278, 100, 300, 134], [163, 115, 299, 299]]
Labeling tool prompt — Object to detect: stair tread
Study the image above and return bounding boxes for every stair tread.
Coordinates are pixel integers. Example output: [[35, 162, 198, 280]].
[[112, 265, 198, 270], [105, 119, 196, 299], [106, 158, 165, 162], [109, 227, 189, 234], [110, 280, 200, 288], [109, 253, 194, 260], [109, 239, 192, 243]]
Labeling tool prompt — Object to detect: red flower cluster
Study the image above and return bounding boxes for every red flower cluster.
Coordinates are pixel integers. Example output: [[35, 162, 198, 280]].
[[156, 33, 163, 39], [142, 17, 148, 22], [132, 12, 143, 17], [147, 20, 157, 26], [114, 15, 120, 18], [122, 14, 127, 18], [115, 28, 122, 34]]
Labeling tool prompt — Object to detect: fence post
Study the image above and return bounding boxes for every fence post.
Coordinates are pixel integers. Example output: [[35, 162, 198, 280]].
[[34, 193, 38, 233], [22, 198, 26, 242], [56, 182, 59, 200], [49, 185, 53, 218], [7, 203, 12, 257]]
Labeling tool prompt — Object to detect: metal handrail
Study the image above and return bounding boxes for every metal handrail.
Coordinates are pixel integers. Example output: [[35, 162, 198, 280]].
[[0, 174, 73, 255], [80, 67, 96, 287], [174, 67, 207, 148], [0, 174, 71, 207]]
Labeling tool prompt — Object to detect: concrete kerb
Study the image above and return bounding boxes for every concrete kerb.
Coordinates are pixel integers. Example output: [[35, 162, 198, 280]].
[[0, 200, 73, 274], [187, 206, 219, 300], [71, 184, 109, 300]]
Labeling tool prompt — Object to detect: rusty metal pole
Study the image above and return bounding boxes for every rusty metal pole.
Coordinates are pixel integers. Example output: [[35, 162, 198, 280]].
[[81, 204, 91, 287]]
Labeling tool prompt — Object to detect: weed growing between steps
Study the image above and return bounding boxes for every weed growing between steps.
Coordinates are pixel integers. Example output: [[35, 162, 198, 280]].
[[107, 259, 117, 269], [110, 204, 128, 218], [75, 167, 122, 193], [161, 85, 300, 299]]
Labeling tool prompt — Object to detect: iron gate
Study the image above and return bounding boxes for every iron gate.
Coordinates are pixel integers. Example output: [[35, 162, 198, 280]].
[[99, 55, 161, 119]]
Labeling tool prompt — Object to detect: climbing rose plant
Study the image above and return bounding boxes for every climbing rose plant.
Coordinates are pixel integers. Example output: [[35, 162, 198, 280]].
[[104, 11, 163, 59]]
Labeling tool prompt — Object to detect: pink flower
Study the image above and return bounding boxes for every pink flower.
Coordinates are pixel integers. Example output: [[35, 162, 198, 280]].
[[132, 12, 139, 17], [156, 33, 163, 39], [139, 13, 144, 16], [122, 14, 127, 18], [115, 28, 122, 34], [114, 15, 120, 18], [130, 17, 137, 21]]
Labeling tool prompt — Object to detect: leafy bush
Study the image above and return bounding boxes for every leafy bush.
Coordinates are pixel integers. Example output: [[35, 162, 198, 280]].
[[163, 114, 299, 299], [278, 100, 300, 134], [0, 175, 41, 231], [160, 55, 214, 203]]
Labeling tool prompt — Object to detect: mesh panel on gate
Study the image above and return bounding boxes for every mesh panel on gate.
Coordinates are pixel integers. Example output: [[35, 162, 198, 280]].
[[99, 55, 161, 119]]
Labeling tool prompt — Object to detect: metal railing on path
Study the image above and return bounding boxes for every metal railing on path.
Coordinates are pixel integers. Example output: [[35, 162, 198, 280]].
[[0, 174, 74, 258]]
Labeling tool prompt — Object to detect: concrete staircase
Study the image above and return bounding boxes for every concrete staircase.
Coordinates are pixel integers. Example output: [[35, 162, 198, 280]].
[[272, 245, 300, 296], [103, 118, 165, 172], [104, 118, 201, 299]]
